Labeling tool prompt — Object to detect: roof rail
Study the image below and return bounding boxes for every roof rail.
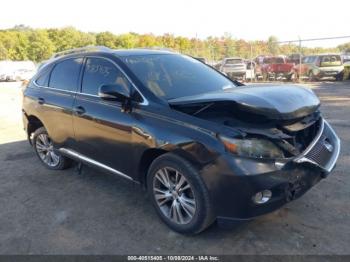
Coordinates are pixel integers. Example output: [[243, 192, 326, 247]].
[[50, 46, 112, 59], [137, 47, 176, 52]]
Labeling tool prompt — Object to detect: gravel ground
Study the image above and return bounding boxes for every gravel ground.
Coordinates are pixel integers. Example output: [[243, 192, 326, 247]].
[[0, 80, 349, 255]]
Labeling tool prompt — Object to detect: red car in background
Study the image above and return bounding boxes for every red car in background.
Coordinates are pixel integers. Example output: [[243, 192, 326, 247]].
[[261, 56, 295, 81]]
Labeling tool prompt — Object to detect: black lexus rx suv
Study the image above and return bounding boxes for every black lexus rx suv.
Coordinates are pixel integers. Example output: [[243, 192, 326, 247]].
[[22, 46, 340, 234]]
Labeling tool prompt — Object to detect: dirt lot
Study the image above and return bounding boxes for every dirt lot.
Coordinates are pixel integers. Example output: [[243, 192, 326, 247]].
[[0, 81, 349, 255]]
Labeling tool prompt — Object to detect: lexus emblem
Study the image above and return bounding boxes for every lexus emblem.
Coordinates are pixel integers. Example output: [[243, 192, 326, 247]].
[[324, 139, 333, 153]]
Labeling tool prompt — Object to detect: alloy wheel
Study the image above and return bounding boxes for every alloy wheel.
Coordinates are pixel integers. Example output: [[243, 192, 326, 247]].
[[153, 167, 196, 225], [35, 133, 60, 167]]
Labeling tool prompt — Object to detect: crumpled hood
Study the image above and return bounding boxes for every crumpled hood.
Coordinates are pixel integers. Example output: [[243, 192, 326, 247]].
[[168, 85, 320, 120]]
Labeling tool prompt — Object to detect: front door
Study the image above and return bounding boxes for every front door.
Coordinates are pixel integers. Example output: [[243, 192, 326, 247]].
[[72, 57, 135, 177]]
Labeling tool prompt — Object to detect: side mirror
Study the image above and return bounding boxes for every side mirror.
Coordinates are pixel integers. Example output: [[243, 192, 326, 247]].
[[98, 84, 130, 101]]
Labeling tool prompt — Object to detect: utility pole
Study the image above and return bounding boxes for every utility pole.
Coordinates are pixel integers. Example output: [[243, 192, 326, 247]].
[[250, 43, 254, 82], [299, 36, 302, 82]]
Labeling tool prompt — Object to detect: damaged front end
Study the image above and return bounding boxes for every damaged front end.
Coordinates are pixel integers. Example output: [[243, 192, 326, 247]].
[[169, 85, 341, 220], [169, 85, 340, 175]]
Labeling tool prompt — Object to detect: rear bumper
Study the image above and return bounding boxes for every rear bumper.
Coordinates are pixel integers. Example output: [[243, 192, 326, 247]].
[[223, 69, 246, 75], [268, 71, 293, 77], [201, 119, 340, 220]]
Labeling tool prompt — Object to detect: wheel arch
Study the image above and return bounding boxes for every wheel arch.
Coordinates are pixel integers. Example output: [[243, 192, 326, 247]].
[[26, 115, 45, 144], [137, 142, 216, 188]]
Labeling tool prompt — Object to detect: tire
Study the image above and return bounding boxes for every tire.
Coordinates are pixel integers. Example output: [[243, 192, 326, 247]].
[[263, 72, 268, 81], [286, 73, 293, 81], [33, 127, 71, 170], [308, 71, 317, 81], [147, 153, 215, 234], [335, 72, 343, 81]]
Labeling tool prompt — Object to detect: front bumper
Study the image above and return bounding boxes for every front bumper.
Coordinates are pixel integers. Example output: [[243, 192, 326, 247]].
[[317, 69, 343, 77], [268, 71, 293, 78], [201, 119, 340, 220]]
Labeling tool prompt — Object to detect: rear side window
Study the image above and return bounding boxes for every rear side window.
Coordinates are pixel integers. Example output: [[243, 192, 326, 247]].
[[225, 59, 243, 64], [49, 58, 83, 91], [35, 70, 50, 86], [81, 57, 132, 96]]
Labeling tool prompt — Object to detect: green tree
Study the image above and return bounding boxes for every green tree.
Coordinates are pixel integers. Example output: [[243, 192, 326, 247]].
[[115, 33, 138, 49], [0, 42, 8, 60], [338, 42, 350, 53], [267, 36, 279, 55], [95, 31, 117, 48], [27, 30, 54, 61]]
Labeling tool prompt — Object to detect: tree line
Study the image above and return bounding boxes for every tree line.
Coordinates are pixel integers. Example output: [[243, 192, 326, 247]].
[[0, 25, 347, 62]]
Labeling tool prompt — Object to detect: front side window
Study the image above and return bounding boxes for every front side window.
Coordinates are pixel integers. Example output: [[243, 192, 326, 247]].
[[49, 58, 83, 91], [82, 57, 132, 96], [121, 54, 236, 100]]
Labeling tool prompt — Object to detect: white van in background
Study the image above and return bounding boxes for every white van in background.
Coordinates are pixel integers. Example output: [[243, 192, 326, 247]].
[[0, 61, 36, 81]]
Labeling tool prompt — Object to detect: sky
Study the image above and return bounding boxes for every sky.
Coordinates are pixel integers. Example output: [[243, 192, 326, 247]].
[[0, 0, 349, 47]]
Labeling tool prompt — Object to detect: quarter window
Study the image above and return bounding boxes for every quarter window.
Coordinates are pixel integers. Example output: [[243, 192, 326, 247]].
[[35, 70, 50, 86], [49, 58, 83, 91], [82, 57, 132, 96]]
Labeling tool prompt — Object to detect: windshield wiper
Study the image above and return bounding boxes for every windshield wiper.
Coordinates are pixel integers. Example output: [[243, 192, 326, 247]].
[[192, 103, 215, 116]]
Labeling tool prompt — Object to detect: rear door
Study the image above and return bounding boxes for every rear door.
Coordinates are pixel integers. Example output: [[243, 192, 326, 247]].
[[32, 57, 83, 148]]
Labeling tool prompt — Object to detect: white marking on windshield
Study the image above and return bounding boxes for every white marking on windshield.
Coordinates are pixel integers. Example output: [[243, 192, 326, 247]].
[[222, 85, 234, 90]]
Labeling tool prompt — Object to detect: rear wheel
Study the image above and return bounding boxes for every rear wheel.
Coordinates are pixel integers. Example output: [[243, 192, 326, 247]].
[[308, 71, 316, 81], [147, 153, 215, 234], [263, 72, 268, 81], [33, 127, 70, 170]]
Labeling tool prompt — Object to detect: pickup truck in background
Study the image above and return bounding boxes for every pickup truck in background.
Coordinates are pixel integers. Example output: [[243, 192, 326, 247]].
[[294, 54, 344, 81], [219, 57, 247, 80], [261, 56, 295, 81]]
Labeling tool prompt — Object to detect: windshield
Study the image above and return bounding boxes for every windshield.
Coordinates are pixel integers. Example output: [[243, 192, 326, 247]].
[[320, 55, 342, 67], [225, 59, 243, 64], [263, 57, 284, 64], [121, 54, 236, 100]]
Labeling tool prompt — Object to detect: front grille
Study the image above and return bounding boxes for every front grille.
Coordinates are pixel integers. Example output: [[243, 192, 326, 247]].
[[295, 119, 340, 173], [305, 136, 333, 168]]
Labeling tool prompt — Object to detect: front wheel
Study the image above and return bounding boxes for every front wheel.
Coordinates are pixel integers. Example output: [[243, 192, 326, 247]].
[[147, 153, 215, 234], [33, 127, 71, 170], [308, 71, 317, 81]]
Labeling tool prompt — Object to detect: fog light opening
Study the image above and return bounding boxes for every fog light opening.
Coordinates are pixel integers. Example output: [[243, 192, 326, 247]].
[[252, 190, 272, 204]]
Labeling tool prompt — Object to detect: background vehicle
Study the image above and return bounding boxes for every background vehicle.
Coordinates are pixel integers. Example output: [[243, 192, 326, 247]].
[[294, 54, 344, 81], [0, 61, 36, 81], [0, 61, 13, 81], [7, 68, 36, 81], [288, 53, 302, 65], [219, 57, 247, 80], [22, 47, 340, 234], [341, 53, 350, 63], [344, 61, 350, 80], [261, 56, 294, 81], [244, 60, 262, 80]]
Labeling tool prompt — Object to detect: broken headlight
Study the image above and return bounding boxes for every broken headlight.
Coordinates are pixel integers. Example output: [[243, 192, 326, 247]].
[[219, 136, 284, 159]]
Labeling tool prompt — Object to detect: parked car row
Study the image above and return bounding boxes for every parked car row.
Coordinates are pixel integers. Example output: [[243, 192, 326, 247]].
[[211, 53, 347, 82], [0, 61, 37, 82]]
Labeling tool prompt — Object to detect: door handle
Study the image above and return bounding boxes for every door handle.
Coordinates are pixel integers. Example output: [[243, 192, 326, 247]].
[[73, 106, 86, 115], [37, 98, 45, 105]]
